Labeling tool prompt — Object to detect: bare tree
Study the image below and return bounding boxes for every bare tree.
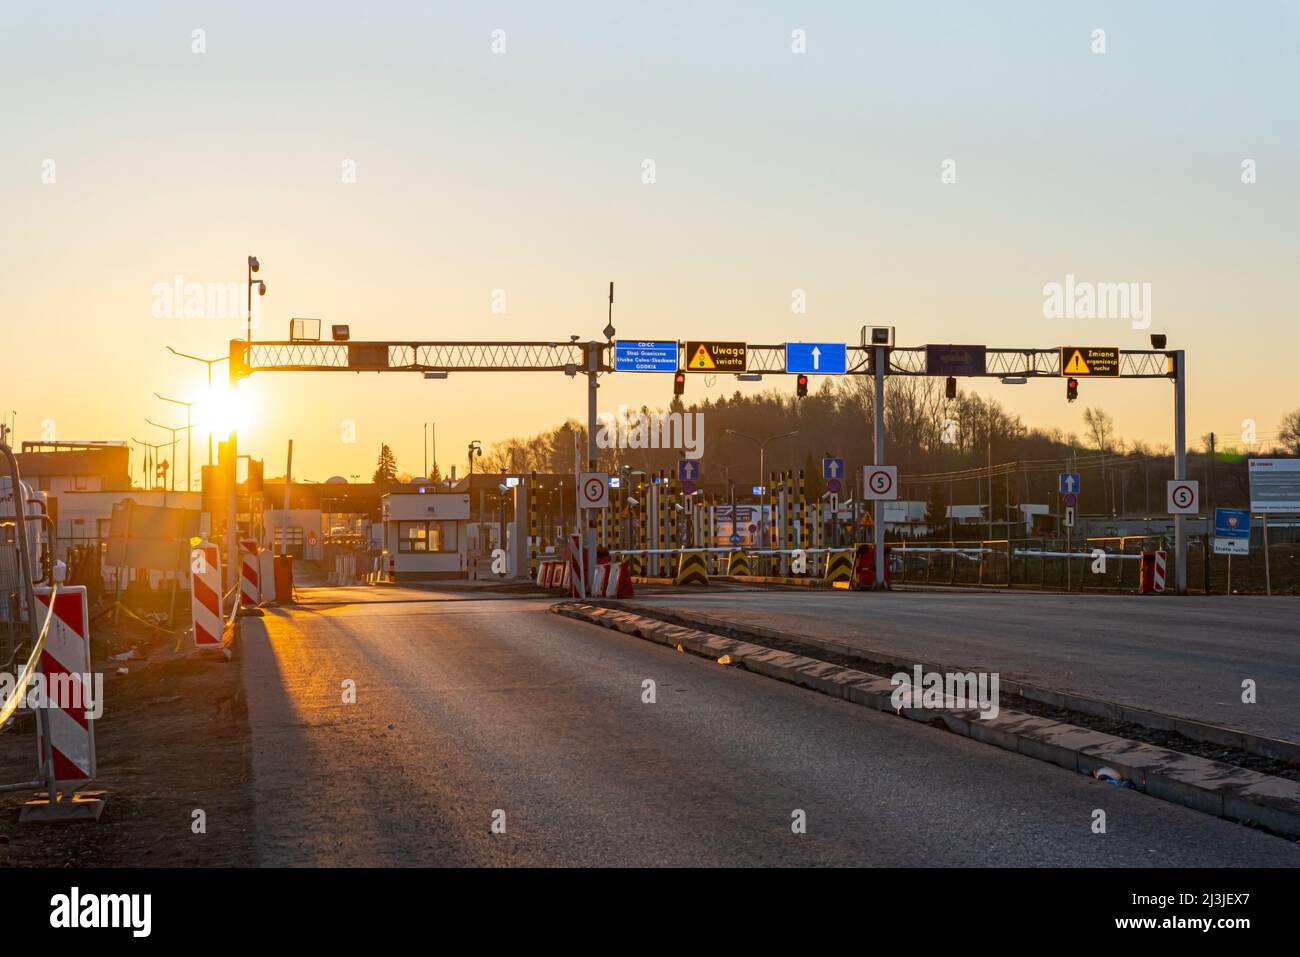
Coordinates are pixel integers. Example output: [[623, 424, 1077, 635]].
[[1083, 407, 1115, 452], [1280, 409, 1300, 455]]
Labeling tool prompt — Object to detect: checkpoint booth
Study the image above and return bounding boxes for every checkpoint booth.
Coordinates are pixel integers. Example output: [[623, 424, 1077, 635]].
[[380, 489, 471, 581]]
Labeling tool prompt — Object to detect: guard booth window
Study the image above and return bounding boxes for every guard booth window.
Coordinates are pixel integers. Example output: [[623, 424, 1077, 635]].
[[398, 522, 428, 553], [273, 526, 305, 558], [398, 521, 457, 553]]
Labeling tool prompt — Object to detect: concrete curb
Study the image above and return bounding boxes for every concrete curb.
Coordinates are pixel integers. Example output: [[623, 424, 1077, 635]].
[[553, 601, 1300, 838], [616, 601, 1300, 766]]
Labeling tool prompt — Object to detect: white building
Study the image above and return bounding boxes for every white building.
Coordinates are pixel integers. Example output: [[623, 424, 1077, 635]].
[[380, 490, 471, 580]]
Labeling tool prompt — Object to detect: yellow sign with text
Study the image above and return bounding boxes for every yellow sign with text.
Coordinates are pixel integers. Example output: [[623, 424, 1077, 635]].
[[685, 341, 747, 372]]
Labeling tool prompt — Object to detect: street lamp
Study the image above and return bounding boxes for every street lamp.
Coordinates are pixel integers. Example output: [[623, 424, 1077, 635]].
[[725, 428, 798, 552], [166, 346, 228, 466], [247, 255, 266, 342], [145, 419, 192, 493], [155, 394, 196, 491], [467, 440, 483, 477]]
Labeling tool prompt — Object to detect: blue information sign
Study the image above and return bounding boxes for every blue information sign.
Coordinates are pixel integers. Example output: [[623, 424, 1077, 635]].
[[822, 457, 845, 481], [1214, 507, 1250, 555], [785, 342, 847, 375], [614, 340, 679, 372], [678, 459, 701, 482], [1058, 472, 1082, 495]]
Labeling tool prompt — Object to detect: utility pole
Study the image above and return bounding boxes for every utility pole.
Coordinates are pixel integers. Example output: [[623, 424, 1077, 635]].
[[1172, 350, 1188, 595], [1206, 431, 1217, 594], [873, 342, 887, 589]]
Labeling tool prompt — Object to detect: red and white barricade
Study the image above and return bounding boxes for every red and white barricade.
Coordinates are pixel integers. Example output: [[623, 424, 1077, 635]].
[[191, 541, 224, 648], [239, 539, 261, 606], [33, 586, 96, 789], [591, 563, 609, 596], [605, 562, 635, 598], [1153, 550, 1167, 593]]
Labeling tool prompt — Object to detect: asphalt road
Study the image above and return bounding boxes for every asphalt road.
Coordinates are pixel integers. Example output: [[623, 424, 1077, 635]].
[[633, 588, 1300, 742], [238, 588, 1299, 866]]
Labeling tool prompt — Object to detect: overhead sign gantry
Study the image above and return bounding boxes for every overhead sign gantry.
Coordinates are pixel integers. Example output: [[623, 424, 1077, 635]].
[[227, 328, 1189, 592]]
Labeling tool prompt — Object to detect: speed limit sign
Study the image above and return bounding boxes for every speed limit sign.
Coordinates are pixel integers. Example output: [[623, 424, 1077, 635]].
[[579, 472, 610, 509], [1167, 479, 1199, 515], [864, 465, 898, 500]]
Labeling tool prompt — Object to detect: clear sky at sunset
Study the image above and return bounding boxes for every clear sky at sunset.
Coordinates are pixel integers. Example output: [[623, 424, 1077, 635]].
[[3, 1, 1296, 483]]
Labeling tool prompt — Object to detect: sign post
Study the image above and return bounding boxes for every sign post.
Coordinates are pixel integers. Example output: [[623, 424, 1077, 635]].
[[1247, 458, 1300, 596]]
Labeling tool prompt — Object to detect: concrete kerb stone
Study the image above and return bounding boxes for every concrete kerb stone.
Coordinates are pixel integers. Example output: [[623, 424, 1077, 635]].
[[552, 601, 1300, 838], [616, 601, 1300, 767]]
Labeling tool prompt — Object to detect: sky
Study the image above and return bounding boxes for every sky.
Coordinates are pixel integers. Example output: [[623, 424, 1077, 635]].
[[2, 1, 1296, 485]]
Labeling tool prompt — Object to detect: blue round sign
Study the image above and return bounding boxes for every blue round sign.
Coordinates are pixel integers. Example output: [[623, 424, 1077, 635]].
[[729, 532, 741, 545]]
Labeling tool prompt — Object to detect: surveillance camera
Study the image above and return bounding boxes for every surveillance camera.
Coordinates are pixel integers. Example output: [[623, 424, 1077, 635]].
[[258, 282, 267, 296], [248, 256, 259, 272], [1150, 333, 1167, 349]]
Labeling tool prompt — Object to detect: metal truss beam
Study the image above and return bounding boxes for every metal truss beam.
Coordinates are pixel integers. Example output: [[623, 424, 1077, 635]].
[[232, 340, 1172, 380]]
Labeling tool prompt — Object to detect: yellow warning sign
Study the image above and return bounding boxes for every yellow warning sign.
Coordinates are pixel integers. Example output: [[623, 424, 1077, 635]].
[[690, 344, 715, 369], [684, 341, 746, 373], [1059, 346, 1119, 377]]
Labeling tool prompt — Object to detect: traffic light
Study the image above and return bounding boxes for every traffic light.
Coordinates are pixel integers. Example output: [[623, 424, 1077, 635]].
[[673, 372, 685, 396], [796, 374, 808, 398], [945, 376, 957, 400], [1066, 377, 1079, 402]]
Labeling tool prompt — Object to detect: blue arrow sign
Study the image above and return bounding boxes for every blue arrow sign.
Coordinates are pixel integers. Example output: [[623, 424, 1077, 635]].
[[1058, 472, 1081, 495], [785, 342, 847, 375], [822, 456, 845, 480], [678, 459, 701, 482], [613, 340, 679, 372]]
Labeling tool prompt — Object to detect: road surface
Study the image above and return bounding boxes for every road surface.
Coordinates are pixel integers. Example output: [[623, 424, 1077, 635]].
[[238, 587, 1299, 866], [633, 588, 1300, 742]]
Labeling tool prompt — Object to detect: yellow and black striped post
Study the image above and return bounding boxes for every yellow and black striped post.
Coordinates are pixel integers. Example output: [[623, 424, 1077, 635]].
[[656, 471, 667, 577], [767, 471, 777, 575], [528, 470, 538, 579], [790, 465, 800, 572], [825, 548, 854, 584], [675, 549, 709, 585], [634, 481, 646, 576], [727, 549, 751, 576]]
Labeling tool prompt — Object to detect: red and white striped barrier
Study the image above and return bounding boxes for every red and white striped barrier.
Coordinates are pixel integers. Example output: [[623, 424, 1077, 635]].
[[567, 533, 586, 598], [1153, 550, 1167, 593], [239, 539, 260, 606], [191, 542, 224, 649], [259, 549, 275, 598], [605, 562, 635, 598], [34, 586, 96, 789]]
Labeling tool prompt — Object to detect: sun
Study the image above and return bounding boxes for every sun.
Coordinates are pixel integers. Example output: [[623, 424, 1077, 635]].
[[196, 382, 256, 438]]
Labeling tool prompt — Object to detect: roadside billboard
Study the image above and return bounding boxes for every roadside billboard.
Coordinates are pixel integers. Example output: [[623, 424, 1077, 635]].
[[1248, 458, 1300, 513]]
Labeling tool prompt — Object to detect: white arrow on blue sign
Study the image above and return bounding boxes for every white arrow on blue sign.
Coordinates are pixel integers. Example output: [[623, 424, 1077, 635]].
[[822, 457, 845, 480], [678, 459, 701, 482], [786, 342, 847, 375], [1058, 472, 1081, 495]]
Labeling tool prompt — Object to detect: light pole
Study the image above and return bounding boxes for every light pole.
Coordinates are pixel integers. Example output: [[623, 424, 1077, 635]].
[[467, 440, 482, 477], [131, 437, 172, 502], [155, 394, 196, 491], [726, 428, 798, 556], [246, 255, 266, 343], [145, 419, 191, 493], [166, 347, 228, 466]]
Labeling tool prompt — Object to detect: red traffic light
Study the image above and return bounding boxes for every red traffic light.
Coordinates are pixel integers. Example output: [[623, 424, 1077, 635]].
[[796, 374, 808, 397], [1066, 377, 1079, 402], [673, 372, 685, 396]]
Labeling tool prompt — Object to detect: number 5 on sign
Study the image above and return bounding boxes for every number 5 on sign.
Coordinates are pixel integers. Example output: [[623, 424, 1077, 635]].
[[1167, 480, 1199, 515], [864, 466, 898, 500]]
